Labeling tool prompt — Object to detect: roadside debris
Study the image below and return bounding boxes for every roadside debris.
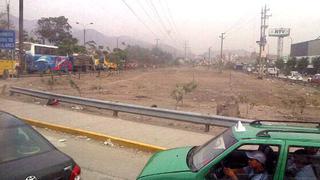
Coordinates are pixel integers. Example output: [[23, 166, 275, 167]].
[[72, 105, 83, 110], [47, 99, 59, 106], [59, 139, 66, 142], [76, 135, 87, 139], [103, 139, 114, 147]]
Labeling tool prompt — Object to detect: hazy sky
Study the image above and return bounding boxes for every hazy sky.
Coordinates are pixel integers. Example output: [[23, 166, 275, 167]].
[[4, 0, 320, 55]]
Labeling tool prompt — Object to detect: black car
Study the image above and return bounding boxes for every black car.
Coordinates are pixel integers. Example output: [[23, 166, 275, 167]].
[[0, 111, 81, 180]]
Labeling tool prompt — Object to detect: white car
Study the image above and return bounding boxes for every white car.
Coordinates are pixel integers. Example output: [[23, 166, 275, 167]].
[[287, 71, 303, 81]]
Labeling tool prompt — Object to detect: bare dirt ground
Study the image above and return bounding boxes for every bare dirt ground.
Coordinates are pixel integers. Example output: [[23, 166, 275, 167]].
[[1, 66, 319, 133]]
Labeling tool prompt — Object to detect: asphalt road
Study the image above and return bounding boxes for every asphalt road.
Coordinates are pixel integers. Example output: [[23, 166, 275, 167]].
[[35, 127, 152, 180]]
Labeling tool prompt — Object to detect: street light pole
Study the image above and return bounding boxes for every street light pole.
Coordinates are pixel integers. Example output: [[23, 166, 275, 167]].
[[116, 37, 120, 49], [76, 22, 93, 47], [19, 0, 24, 72], [208, 46, 212, 63], [289, 36, 293, 57], [83, 28, 86, 46]]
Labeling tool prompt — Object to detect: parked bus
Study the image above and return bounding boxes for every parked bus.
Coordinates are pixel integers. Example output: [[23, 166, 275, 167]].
[[22, 42, 72, 73]]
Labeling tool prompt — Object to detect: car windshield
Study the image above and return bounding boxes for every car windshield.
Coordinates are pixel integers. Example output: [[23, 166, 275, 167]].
[[0, 125, 53, 163], [188, 128, 237, 171]]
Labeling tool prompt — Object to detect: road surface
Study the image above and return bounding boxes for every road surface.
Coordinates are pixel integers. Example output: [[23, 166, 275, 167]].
[[36, 127, 152, 180]]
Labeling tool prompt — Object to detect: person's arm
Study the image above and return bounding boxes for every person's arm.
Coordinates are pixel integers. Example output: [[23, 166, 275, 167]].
[[223, 167, 245, 180]]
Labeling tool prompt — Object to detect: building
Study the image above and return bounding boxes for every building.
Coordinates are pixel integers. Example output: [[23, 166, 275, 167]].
[[290, 38, 320, 74], [291, 38, 320, 59]]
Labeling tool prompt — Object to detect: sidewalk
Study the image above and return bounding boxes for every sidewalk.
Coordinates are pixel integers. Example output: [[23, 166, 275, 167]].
[[0, 98, 216, 149]]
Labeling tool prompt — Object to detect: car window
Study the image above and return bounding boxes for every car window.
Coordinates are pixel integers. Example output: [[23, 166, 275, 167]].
[[190, 128, 237, 170], [284, 146, 320, 180], [206, 144, 280, 180], [0, 125, 53, 163]]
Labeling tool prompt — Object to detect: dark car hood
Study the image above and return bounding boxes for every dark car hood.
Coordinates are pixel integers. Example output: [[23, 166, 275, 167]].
[[0, 149, 74, 180], [138, 147, 192, 178]]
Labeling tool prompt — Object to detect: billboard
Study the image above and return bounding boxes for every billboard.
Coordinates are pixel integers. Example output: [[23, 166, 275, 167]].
[[0, 30, 15, 50], [269, 28, 290, 37]]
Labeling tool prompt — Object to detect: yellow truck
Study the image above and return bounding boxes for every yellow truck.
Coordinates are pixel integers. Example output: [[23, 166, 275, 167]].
[[94, 58, 117, 71], [0, 60, 17, 79]]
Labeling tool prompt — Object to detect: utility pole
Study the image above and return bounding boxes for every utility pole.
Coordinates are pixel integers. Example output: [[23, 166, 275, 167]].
[[83, 29, 86, 47], [7, 1, 10, 29], [257, 4, 271, 78], [208, 46, 212, 63], [19, 0, 24, 72], [219, 33, 225, 71], [7, 1, 13, 61], [155, 38, 160, 48], [116, 37, 120, 49], [184, 41, 188, 60]]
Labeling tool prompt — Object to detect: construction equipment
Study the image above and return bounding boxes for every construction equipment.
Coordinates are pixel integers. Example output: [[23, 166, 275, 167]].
[[0, 59, 18, 79], [94, 57, 117, 71]]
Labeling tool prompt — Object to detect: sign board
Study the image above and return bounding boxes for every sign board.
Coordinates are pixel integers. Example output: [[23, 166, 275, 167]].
[[269, 28, 290, 37], [0, 30, 15, 49]]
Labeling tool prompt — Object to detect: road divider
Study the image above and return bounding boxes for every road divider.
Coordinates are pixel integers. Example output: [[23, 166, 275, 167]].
[[10, 86, 252, 131], [21, 117, 166, 153]]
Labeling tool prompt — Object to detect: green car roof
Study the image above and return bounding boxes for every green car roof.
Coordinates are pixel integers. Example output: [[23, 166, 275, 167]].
[[233, 122, 320, 142]]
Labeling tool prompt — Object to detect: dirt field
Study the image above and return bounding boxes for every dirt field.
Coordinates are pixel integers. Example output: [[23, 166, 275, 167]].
[[1, 66, 319, 124]]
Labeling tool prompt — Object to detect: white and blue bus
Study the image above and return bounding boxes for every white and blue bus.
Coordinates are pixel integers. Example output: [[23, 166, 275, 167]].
[[22, 42, 72, 73]]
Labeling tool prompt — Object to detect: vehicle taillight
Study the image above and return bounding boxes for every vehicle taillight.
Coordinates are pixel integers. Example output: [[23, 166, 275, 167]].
[[69, 164, 81, 180]]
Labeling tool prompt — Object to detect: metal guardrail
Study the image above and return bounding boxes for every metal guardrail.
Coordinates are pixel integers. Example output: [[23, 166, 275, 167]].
[[10, 86, 252, 130]]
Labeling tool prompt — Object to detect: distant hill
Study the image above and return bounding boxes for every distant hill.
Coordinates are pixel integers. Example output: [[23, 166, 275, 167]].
[[9, 14, 37, 32], [7, 15, 182, 55]]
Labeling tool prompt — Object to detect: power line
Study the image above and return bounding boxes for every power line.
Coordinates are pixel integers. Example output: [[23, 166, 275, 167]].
[[156, 0, 183, 48], [136, 0, 168, 40], [225, 16, 256, 35], [160, 0, 184, 45], [147, 0, 172, 39], [121, 0, 157, 38], [163, 0, 181, 38], [158, 0, 175, 35], [145, 0, 181, 49]]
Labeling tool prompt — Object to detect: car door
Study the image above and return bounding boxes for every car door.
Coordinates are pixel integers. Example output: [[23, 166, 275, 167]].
[[195, 139, 285, 180], [279, 140, 320, 180]]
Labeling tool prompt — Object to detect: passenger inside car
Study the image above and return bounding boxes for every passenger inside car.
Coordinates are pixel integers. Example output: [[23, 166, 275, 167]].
[[223, 151, 268, 180], [285, 149, 318, 180], [206, 144, 280, 180]]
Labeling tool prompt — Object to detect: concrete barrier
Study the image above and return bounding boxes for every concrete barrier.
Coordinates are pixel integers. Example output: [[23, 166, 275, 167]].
[[21, 117, 166, 153]]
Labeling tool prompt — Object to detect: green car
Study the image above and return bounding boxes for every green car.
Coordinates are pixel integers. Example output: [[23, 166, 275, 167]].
[[137, 121, 320, 180]]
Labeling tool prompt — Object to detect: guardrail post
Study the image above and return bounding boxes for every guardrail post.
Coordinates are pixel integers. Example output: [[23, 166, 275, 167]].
[[205, 124, 210, 132], [113, 110, 119, 118]]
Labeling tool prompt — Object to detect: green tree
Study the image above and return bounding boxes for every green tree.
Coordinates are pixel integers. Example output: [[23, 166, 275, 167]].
[[110, 48, 127, 62], [57, 37, 86, 55], [36, 16, 72, 45], [125, 45, 173, 65], [296, 57, 309, 73], [275, 58, 285, 70], [312, 57, 320, 73], [23, 30, 41, 43], [85, 40, 97, 55], [285, 56, 297, 74]]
